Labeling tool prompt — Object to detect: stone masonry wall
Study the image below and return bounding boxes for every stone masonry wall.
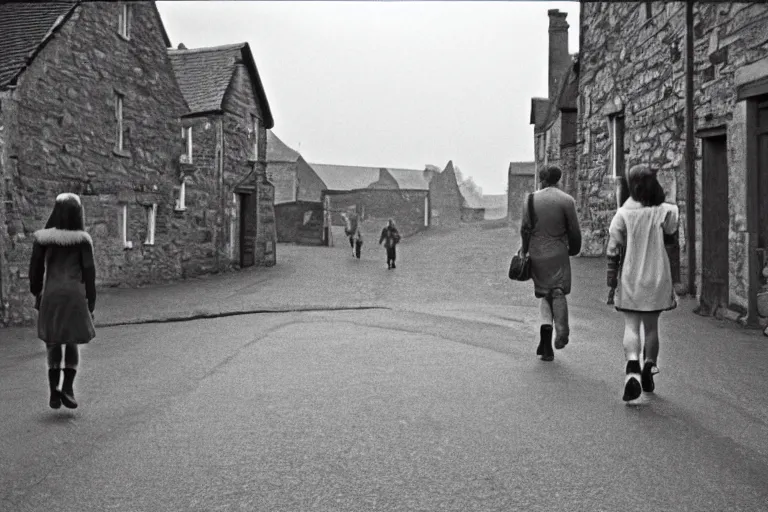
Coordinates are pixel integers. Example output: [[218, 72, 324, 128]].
[[579, 1, 768, 310], [267, 161, 296, 204], [3, 2, 189, 326], [223, 63, 275, 267], [296, 156, 326, 203], [507, 170, 535, 223], [325, 189, 429, 239], [578, 2, 687, 261], [428, 167, 463, 227]]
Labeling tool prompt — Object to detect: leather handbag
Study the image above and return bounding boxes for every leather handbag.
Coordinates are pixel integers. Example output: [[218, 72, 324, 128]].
[[508, 193, 536, 281]]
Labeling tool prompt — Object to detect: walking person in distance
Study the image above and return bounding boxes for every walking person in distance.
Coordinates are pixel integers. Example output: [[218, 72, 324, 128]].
[[606, 166, 679, 402], [520, 165, 582, 361], [379, 219, 401, 269], [29, 193, 97, 409]]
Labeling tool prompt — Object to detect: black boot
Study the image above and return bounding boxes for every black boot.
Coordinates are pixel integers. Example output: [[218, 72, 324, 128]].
[[48, 369, 61, 409], [623, 360, 642, 402], [60, 368, 78, 409], [536, 325, 554, 361], [641, 360, 658, 393]]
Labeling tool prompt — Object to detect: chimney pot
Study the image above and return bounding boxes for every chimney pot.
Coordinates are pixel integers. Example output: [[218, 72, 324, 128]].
[[177, 43, 187, 50]]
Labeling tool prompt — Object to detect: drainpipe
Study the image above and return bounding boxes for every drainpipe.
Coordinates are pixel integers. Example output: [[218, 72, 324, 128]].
[[685, 0, 696, 297]]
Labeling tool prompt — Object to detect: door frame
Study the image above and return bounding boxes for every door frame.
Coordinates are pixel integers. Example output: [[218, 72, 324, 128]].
[[744, 94, 768, 326], [698, 130, 730, 316]]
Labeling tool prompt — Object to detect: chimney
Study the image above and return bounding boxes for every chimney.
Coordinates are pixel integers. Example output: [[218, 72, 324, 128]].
[[177, 42, 187, 50], [548, 9, 570, 101]]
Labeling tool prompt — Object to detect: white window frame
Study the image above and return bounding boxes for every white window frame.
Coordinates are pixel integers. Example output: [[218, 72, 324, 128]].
[[175, 179, 187, 211], [424, 196, 429, 226], [229, 193, 238, 260], [144, 204, 157, 246], [609, 116, 619, 179], [115, 93, 124, 151], [251, 114, 258, 159], [182, 126, 193, 163], [118, 4, 131, 39], [121, 205, 133, 249]]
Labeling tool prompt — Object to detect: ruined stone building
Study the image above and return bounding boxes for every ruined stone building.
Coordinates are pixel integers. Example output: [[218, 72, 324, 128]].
[[168, 42, 277, 271], [577, 2, 768, 326], [507, 161, 536, 222], [530, 9, 580, 200]]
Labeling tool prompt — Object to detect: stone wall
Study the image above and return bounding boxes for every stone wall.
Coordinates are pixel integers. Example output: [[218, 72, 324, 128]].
[[267, 161, 296, 204], [325, 189, 429, 238], [578, 1, 768, 314], [578, 2, 688, 260], [2, 2, 189, 325], [428, 165, 463, 227], [296, 156, 326, 203], [461, 207, 485, 223], [274, 201, 324, 244], [507, 167, 535, 223]]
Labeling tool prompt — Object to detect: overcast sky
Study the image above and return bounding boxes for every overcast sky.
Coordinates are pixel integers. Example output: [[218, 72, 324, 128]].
[[156, 1, 580, 196]]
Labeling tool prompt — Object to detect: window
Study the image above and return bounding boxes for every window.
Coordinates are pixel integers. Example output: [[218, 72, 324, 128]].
[[120, 205, 133, 249], [144, 204, 157, 245], [182, 126, 193, 163], [250, 114, 258, 158], [175, 178, 186, 211], [115, 92, 125, 151], [118, 4, 131, 39], [229, 194, 238, 260], [608, 114, 625, 179], [644, 2, 653, 22]]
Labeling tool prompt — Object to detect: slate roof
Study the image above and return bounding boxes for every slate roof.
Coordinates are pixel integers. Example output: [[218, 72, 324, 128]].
[[267, 130, 300, 163], [168, 42, 274, 128], [0, 1, 78, 88], [309, 163, 429, 192], [508, 161, 536, 176]]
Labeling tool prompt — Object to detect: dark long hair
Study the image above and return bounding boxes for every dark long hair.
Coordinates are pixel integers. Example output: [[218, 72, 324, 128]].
[[45, 193, 85, 231], [617, 175, 630, 207], [628, 167, 666, 207]]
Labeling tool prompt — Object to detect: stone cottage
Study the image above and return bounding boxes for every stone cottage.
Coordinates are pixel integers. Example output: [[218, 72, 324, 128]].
[[267, 130, 325, 205], [167, 42, 277, 271], [530, 9, 579, 199], [0, 1, 191, 326], [267, 131, 327, 244], [577, 2, 768, 327]]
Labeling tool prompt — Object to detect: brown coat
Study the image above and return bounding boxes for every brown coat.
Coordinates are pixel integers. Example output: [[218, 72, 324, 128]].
[[521, 187, 582, 298], [29, 228, 96, 345]]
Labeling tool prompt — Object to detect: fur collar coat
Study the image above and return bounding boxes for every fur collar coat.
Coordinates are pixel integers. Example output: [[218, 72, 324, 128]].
[[29, 228, 96, 344]]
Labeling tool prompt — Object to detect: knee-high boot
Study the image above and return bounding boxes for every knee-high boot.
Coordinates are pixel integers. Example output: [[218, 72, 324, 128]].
[[537, 325, 554, 361], [60, 369, 78, 409], [48, 369, 61, 409]]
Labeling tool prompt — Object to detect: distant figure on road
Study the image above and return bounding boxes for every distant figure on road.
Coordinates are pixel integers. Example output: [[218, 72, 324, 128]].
[[379, 219, 401, 269], [29, 193, 97, 410], [342, 211, 363, 259], [607, 166, 679, 402], [521, 166, 581, 362]]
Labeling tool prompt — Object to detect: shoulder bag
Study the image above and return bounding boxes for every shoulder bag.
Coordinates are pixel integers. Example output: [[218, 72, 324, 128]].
[[508, 193, 536, 281]]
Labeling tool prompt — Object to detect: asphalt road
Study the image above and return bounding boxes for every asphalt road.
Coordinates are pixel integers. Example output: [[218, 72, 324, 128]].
[[1, 222, 767, 511]]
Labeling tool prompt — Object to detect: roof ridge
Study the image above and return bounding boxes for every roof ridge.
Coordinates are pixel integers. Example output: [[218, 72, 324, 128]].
[[168, 42, 246, 55]]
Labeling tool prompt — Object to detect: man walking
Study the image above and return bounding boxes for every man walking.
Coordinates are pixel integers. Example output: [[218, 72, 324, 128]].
[[521, 166, 582, 361], [379, 219, 401, 269]]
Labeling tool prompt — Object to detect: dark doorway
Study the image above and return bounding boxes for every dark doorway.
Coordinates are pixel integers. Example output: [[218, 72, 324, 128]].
[[239, 193, 255, 268], [699, 134, 729, 316], [758, 100, 768, 266]]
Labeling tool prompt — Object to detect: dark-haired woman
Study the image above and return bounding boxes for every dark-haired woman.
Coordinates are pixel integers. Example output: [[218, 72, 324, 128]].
[[29, 193, 96, 409], [607, 167, 677, 402]]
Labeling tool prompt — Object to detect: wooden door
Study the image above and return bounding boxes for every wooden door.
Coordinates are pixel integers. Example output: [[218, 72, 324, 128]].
[[699, 135, 729, 316], [239, 193, 255, 268]]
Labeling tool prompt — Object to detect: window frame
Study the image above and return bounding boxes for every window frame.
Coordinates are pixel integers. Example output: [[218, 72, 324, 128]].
[[115, 92, 125, 152], [121, 204, 133, 249], [118, 3, 131, 40], [175, 179, 187, 212], [144, 204, 157, 246], [182, 125, 193, 163]]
